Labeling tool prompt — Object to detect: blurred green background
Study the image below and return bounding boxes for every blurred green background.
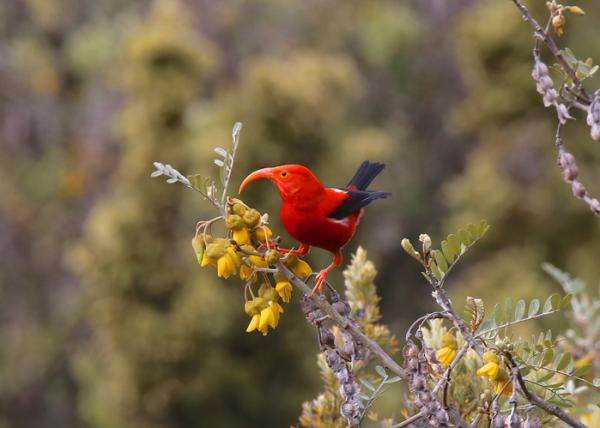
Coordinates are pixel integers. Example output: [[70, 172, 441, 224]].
[[1, 0, 599, 426]]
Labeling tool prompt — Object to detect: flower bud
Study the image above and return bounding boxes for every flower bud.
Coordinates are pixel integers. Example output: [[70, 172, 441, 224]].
[[264, 249, 280, 265], [206, 239, 229, 259], [482, 350, 498, 364], [225, 214, 244, 229], [255, 226, 272, 242], [552, 13, 566, 36], [401, 238, 421, 260], [245, 298, 264, 316], [258, 283, 277, 301], [191, 235, 204, 264], [567, 6, 585, 16], [230, 199, 247, 216], [243, 209, 261, 228], [419, 234, 432, 254]]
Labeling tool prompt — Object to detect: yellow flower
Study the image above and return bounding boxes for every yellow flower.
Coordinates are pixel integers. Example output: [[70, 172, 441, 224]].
[[477, 351, 500, 378], [246, 313, 260, 333], [256, 301, 284, 335], [269, 301, 284, 325], [436, 332, 457, 367], [239, 264, 256, 281], [255, 226, 272, 242], [247, 255, 266, 268], [477, 361, 499, 379], [217, 253, 236, 278], [275, 280, 293, 303], [437, 347, 456, 368], [201, 252, 217, 267], [477, 351, 512, 395], [291, 259, 312, 278], [216, 247, 240, 278], [233, 227, 250, 245], [495, 378, 512, 395]]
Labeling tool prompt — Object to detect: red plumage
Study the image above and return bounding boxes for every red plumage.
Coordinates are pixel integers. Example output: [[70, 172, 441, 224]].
[[239, 161, 389, 293]]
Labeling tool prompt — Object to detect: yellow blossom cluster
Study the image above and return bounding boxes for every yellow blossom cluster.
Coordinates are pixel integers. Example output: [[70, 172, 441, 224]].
[[191, 198, 312, 335], [477, 351, 512, 395]]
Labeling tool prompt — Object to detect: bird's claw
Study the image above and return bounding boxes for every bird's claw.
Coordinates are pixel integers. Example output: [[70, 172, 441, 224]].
[[311, 271, 328, 295]]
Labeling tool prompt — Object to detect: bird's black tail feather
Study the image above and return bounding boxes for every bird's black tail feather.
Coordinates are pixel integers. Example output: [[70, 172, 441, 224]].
[[347, 161, 386, 190]]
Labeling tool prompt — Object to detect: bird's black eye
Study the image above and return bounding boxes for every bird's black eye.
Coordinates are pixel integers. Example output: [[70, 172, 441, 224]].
[[280, 170, 288, 177]]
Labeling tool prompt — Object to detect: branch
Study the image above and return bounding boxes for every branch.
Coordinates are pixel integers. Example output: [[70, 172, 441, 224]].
[[277, 262, 407, 380], [504, 352, 587, 428], [427, 272, 484, 356], [554, 122, 600, 216], [426, 270, 587, 427], [510, 0, 591, 103]]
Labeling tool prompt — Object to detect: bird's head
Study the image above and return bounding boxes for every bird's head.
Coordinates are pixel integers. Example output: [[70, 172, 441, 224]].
[[239, 164, 323, 201]]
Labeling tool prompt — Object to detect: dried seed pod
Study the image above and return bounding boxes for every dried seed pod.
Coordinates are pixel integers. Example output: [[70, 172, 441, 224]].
[[589, 198, 600, 214], [587, 91, 600, 141], [558, 151, 578, 181], [571, 180, 586, 198]]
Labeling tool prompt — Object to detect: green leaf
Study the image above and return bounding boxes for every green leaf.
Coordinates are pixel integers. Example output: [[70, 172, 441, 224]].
[[528, 299, 540, 317], [360, 379, 376, 391], [504, 298, 513, 323], [478, 319, 494, 335], [561, 293, 572, 309], [543, 294, 559, 313], [477, 219, 490, 236], [556, 352, 572, 371], [514, 299, 526, 321], [430, 262, 442, 281], [447, 234, 461, 257], [541, 349, 554, 366], [537, 370, 555, 383], [375, 365, 387, 378], [550, 293, 561, 310], [571, 364, 592, 377], [519, 366, 531, 376], [441, 240, 456, 263], [493, 303, 504, 325], [467, 223, 479, 238], [433, 250, 448, 272], [458, 228, 472, 245]]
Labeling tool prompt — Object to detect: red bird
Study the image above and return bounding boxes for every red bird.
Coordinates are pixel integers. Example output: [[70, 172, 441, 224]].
[[239, 161, 390, 294]]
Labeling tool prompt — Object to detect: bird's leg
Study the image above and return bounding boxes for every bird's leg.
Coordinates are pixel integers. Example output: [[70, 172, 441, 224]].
[[276, 242, 310, 257], [312, 250, 343, 295]]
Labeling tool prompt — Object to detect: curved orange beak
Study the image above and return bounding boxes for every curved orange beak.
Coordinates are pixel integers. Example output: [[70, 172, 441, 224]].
[[238, 167, 274, 193]]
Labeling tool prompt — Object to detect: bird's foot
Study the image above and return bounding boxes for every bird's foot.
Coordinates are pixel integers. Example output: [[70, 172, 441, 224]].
[[311, 270, 328, 295]]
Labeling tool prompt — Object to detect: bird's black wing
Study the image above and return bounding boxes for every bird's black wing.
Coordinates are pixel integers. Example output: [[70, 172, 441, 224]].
[[347, 161, 386, 191], [327, 189, 391, 220]]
